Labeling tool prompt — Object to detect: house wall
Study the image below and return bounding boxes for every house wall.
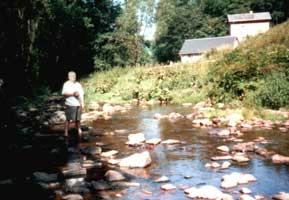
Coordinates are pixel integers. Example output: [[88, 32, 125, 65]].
[[180, 54, 203, 63], [230, 21, 270, 41]]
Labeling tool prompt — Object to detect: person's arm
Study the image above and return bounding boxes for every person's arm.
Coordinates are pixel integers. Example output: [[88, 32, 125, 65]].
[[62, 82, 76, 97], [78, 83, 85, 109]]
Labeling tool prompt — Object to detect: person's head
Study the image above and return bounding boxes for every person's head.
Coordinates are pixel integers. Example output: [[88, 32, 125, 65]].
[[68, 71, 77, 82]]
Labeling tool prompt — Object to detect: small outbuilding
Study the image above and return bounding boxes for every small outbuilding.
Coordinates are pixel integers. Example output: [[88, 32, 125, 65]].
[[179, 36, 239, 63]]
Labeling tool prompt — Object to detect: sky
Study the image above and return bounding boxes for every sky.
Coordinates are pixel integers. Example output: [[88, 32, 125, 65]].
[[114, 0, 157, 41]]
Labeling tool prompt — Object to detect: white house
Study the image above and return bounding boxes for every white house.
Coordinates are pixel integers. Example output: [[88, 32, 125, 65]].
[[179, 36, 239, 63], [228, 11, 271, 41]]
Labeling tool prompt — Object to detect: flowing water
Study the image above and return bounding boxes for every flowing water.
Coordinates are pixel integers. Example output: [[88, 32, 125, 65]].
[[58, 104, 289, 200]]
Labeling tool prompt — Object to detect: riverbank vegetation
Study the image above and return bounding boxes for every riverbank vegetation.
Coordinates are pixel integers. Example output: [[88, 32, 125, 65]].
[[82, 20, 289, 115]]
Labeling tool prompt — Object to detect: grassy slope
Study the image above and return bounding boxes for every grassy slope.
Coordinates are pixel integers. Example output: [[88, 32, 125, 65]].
[[82, 20, 289, 110]]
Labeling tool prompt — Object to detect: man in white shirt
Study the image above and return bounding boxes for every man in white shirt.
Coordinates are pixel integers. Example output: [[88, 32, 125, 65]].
[[62, 71, 84, 139]]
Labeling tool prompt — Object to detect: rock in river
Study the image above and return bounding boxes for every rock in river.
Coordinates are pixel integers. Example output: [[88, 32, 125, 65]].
[[217, 145, 230, 153], [161, 184, 176, 191], [273, 192, 289, 200], [104, 170, 126, 182], [33, 172, 58, 183], [240, 195, 255, 200], [146, 138, 162, 145], [185, 185, 232, 200], [62, 194, 83, 200], [119, 151, 152, 168], [272, 154, 289, 164], [155, 176, 170, 183], [127, 133, 145, 145]]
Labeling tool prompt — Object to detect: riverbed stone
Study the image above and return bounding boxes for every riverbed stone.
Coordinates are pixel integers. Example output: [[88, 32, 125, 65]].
[[80, 147, 102, 155], [161, 139, 181, 144], [119, 151, 152, 168], [232, 153, 250, 163], [221, 161, 231, 169], [240, 195, 255, 200], [217, 145, 230, 153], [155, 176, 170, 183], [101, 150, 119, 158], [62, 194, 83, 200], [272, 154, 289, 164], [104, 170, 126, 182], [273, 192, 289, 200], [161, 184, 176, 191], [127, 133, 145, 145], [33, 172, 58, 183], [146, 138, 161, 145], [192, 118, 213, 126], [211, 155, 233, 161], [91, 180, 111, 191], [240, 187, 252, 194], [233, 142, 256, 152], [222, 173, 257, 189], [185, 185, 226, 199]]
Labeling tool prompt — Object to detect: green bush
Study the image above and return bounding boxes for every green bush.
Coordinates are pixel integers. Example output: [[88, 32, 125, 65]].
[[257, 72, 289, 109]]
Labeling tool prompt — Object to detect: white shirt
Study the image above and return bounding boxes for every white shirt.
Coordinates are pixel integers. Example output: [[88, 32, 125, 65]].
[[62, 81, 84, 106]]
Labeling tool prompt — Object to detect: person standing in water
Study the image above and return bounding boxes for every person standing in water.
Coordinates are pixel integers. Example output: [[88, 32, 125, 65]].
[[62, 71, 84, 140]]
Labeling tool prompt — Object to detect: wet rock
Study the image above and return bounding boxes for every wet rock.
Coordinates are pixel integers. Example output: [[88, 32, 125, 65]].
[[104, 170, 126, 182], [107, 159, 120, 165], [279, 127, 288, 133], [232, 153, 250, 163], [127, 133, 145, 145], [255, 147, 274, 157], [154, 113, 167, 120], [102, 103, 115, 114], [111, 182, 140, 188], [119, 151, 152, 168], [62, 168, 87, 178], [222, 173, 257, 189], [62, 194, 83, 200], [185, 185, 228, 199], [161, 184, 176, 191], [80, 147, 102, 155], [101, 150, 119, 158], [216, 129, 231, 136], [155, 176, 170, 183], [273, 192, 289, 200], [161, 139, 181, 144], [168, 112, 183, 120], [33, 172, 58, 183], [217, 145, 230, 153], [115, 129, 128, 134], [88, 102, 100, 111], [146, 138, 161, 145], [81, 162, 102, 169], [192, 118, 213, 127], [272, 154, 289, 164], [233, 142, 256, 152], [221, 178, 238, 189], [240, 187, 252, 194], [205, 162, 221, 169], [254, 195, 266, 200], [211, 155, 233, 161], [49, 111, 66, 124], [240, 195, 255, 200], [221, 161, 231, 169], [65, 179, 91, 194], [91, 180, 111, 191]]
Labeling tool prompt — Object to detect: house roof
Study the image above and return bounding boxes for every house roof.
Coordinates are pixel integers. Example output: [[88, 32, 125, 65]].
[[179, 36, 237, 55], [228, 12, 271, 23]]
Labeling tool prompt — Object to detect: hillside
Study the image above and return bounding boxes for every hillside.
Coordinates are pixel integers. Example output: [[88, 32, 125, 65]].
[[82, 20, 289, 109]]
